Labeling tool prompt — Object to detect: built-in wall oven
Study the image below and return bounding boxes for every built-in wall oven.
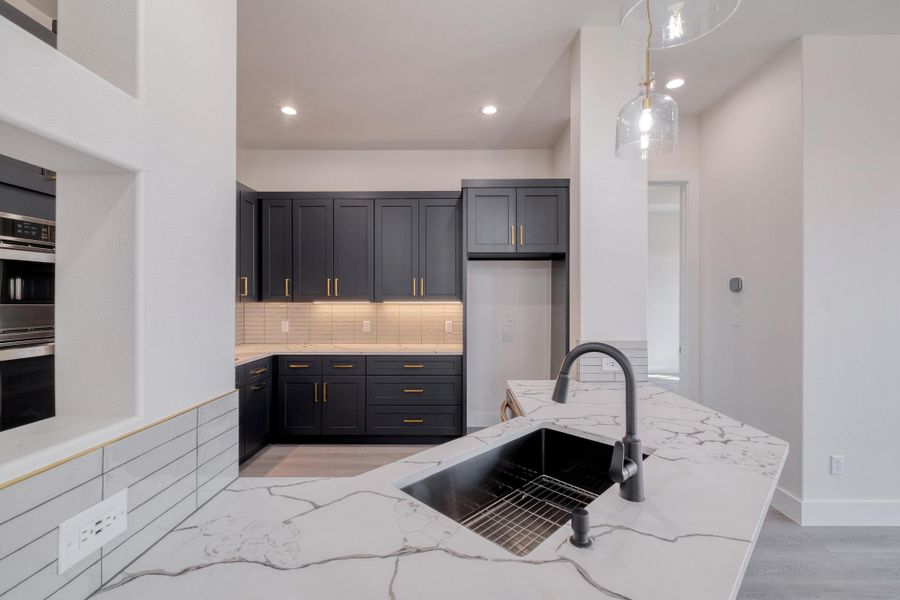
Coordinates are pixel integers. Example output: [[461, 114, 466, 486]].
[[0, 212, 55, 432]]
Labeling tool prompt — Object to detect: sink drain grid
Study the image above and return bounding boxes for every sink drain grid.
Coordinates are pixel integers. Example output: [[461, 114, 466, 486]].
[[460, 475, 597, 556]]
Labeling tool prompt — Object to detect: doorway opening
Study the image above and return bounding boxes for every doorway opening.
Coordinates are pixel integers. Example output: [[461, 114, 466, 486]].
[[647, 182, 685, 393]]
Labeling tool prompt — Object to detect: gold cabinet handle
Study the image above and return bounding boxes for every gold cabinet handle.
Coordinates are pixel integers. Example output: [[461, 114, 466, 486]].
[[327, 278, 331, 297], [323, 382, 328, 402], [249, 367, 268, 376], [284, 278, 291, 297], [331, 364, 355, 369], [335, 278, 340, 297], [403, 418, 424, 424], [250, 382, 267, 391], [519, 225, 524, 246], [510, 224, 515, 246], [288, 363, 310, 369], [403, 388, 425, 393], [412, 276, 417, 297], [403, 363, 424, 369], [419, 277, 424, 297], [240, 276, 248, 297], [314, 382, 319, 403]]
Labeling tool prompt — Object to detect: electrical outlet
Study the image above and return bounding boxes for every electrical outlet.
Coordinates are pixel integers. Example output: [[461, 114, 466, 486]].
[[444, 320, 453, 333], [830, 455, 845, 476], [731, 308, 741, 327], [281, 320, 289, 333], [362, 320, 371, 333], [59, 489, 127, 574], [505, 315, 516, 329], [601, 357, 620, 372]]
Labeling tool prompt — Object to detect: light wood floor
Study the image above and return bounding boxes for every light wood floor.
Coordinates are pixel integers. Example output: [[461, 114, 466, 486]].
[[240, 445, 900, 598], [239, 444, 432, 477]]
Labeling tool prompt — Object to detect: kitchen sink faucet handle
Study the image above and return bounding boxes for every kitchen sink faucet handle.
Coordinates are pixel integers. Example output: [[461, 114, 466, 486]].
[[609, 440, 639, 484]]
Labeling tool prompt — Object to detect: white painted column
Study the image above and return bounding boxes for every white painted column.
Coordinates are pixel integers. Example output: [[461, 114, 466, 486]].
[[569, 27, 649, 381]]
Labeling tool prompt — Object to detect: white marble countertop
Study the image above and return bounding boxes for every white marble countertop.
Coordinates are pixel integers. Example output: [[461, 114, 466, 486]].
[[235, 343, 464, 366], [94, 381, 787, 600]]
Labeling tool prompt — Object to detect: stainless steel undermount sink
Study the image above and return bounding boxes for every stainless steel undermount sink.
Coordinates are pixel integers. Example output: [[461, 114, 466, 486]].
[[400, 427, 625, 556]]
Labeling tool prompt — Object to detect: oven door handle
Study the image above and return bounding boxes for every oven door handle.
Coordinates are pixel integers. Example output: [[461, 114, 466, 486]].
[[0, 343, 55, 361]]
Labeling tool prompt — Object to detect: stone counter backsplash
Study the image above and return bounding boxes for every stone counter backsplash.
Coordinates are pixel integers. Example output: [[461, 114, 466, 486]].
[[235, 302, 463, 346]]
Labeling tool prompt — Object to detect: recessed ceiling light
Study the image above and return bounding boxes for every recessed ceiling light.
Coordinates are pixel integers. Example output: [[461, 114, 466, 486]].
[[280, 106, 298, 115], [481, 105, 498, 115], [665, 78, 685, 90]]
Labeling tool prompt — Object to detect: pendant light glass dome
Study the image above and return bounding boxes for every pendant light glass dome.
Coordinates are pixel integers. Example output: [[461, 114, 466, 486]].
[[615, 77, 678, 160], [620, 0, 742, 49]]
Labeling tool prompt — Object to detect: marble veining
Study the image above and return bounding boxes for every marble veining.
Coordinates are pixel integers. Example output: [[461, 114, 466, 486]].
[[235, 343, 464, 366], [93, 381, 787, 600]]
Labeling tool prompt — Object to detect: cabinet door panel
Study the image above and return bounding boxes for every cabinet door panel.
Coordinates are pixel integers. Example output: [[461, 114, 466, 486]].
[[260, 198, 293, 300], [374, 199, 418, 300], [294, 198, 333, 301], [245, 379, 271, 456], [333, 199, 373, 300], [237, 184, 259, 302], [516, 188, 567, 254], [466, 188, 516, 254], [322, 376, 365, 435], [279, 376, 321, 434], [419, 198, 460, 299]]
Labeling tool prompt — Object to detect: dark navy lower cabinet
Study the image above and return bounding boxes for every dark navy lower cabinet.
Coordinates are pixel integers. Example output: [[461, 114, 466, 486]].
[[237, 357, 273, 463]]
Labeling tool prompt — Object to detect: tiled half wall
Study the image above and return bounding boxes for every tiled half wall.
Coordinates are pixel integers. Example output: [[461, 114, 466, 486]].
[[575, 340, 649, 383], [235, 302, 463, 346], [0, 391, 239, 599]]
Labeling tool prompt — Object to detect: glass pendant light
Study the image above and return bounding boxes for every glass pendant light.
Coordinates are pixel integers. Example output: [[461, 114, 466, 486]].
[[619, 0, 742, 49], [615, 0, 678, 160]]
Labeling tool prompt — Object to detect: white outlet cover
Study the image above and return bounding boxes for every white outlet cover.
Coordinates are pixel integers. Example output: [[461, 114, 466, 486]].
[[362, 320, 371, 333], [59, 489, 127, 574], [444, 320, 453, 333], [281, 320, 290, 333]]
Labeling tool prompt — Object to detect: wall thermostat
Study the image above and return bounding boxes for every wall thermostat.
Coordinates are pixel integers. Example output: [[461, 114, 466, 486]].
[[729, 277, 743, 293]]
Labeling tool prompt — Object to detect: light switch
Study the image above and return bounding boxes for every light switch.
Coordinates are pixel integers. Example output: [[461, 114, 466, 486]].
[[731, 308, 741, 327]]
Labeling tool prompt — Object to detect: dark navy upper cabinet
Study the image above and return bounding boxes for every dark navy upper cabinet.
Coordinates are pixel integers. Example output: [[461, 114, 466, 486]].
[[466, 186, 567, 256], [375, 197, 460, 301], [333, 199, 374, 300], [294, 198, 334, 301], [516, 188, 567, 254], [374, 199, 419, 300], [419, 198, 460, 299], [466, 188, 516, 254], [260, 196, 293, 301], [236, 183, 259, 302]]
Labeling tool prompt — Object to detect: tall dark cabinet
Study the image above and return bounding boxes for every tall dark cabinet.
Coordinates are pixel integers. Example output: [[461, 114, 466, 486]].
[[374, 196, 460, 301], [236, 182, 259, 301], [260, 195, 293, 301]]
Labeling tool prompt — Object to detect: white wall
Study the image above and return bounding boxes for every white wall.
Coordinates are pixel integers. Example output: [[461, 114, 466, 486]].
[[650, 114, 700, 176], [0, 1, 236, 479], [551, 123, 571, 178], [466, 262, 552, 427], [237, 148, 553, 191], [698, 41, 804, 503], [647, 187, 680, 374], [570, 28, 648, 349], [800, 35, 900, 524]]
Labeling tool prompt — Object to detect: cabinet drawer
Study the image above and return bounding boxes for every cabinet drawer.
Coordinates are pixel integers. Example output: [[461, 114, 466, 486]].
[[367, 376, 461, 405], [366, 355, 461, 376], [366, 405, 461, 436], [322, 355, 365, 375], [244, 358, 272, 384], [278, 356, 322, 375]]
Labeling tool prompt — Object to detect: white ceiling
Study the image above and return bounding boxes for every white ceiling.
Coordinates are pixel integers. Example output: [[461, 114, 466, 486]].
[[239, 0, 900, 150]]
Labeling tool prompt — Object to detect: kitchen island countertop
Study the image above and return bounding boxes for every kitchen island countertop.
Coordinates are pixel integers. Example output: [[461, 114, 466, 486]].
[[94, 380, 787, 599]]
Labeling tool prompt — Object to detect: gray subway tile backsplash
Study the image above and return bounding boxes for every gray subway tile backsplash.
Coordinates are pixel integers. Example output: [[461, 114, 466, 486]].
[[0, 390, 240, 600]]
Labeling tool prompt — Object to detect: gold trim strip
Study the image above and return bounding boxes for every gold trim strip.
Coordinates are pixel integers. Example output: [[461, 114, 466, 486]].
[[0, 388, 238, 492]]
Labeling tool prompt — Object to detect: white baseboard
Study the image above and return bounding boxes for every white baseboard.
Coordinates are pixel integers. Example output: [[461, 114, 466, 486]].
[[467, 411, 500, 429], [771, 486, 802, 524], [771, 485, 900, 526]]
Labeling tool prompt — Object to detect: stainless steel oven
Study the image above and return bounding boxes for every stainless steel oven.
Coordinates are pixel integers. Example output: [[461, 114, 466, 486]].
[[0, 343, 54, 431], [0, 212, 55, 430]]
